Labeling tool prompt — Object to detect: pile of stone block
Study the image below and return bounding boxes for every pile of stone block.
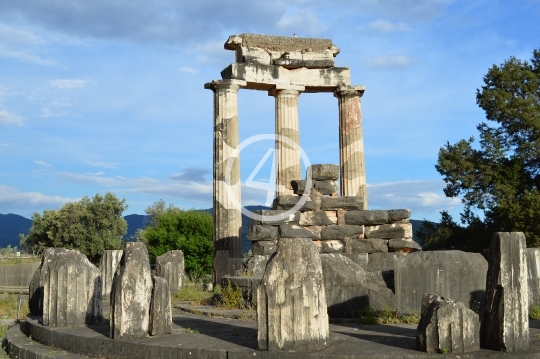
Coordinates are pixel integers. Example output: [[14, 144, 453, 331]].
[[248, 164, 421, 257]]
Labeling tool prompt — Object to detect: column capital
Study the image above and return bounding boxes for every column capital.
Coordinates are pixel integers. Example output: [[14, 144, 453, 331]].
[[204, 79, 247, 92], [334, 85, 365, 98], [268, 84, 305, 97]]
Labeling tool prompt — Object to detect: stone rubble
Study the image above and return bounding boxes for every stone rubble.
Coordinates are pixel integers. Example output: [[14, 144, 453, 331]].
[[155, 250, 185, 295]]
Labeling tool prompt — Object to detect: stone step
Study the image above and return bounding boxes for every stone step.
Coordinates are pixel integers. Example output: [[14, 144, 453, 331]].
[[5, 323, 93, 358]]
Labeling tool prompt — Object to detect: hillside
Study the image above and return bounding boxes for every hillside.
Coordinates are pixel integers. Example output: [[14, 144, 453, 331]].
[[1, 210, 429, 252]]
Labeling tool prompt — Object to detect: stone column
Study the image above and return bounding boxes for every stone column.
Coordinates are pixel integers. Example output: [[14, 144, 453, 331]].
[[205, 79, 246, 283], [269, 85, 305, 196], [334, 86, 367, 207]]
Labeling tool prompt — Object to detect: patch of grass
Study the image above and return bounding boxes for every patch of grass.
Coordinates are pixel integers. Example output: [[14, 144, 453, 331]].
[[0, 256, 41, 265], [530, 304, 540, 320], [215, 280, 247, 310], [184, 327, 200, 334], [172, 285, 214, 306], [357, 306, 420, 325], [0, 294, 29, 320]]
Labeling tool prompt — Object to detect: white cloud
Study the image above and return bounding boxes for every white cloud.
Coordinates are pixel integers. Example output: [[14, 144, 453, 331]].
[[194, 41, 233, 65], [179, 67, 197, 74], [364, 55, 413, 69], [368, 179, 462, 217], [362, 19, 411, 34], [57, 171, 213, 203], [86, 161, 117, 169], [0, 184, 75, 212], [0, 110, 24, 126], [34, 160, 52, 167], [40, 108, 67, 118], [49, 79, 87, 89]]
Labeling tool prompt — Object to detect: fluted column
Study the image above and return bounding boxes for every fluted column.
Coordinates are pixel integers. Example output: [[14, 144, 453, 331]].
[[205, 79, 246, 283], [270, 85, 304, 196], [335, 86, 367, 207]]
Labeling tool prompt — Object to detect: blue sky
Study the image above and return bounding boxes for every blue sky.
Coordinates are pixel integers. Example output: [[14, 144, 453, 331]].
[[0, 0, 539, 221]]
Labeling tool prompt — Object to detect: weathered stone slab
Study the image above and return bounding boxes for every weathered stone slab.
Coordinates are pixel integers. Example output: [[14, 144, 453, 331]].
[[291, 180, 307, 194], [341, 253, 369, 268], [258, 237, 329, 351], [313, 180, 338, 195], [224, 33, 335, 53], [320, 225, 364, 240], [252, 240, 276, 255], [39, 248, 102, 327], [289, 67, 351, 90], [244, 255, 270, 275], [367, 252, 406, 272], [100, 250, 123, 297], [321, 196, 364, 210], [272, 195, 318, 211], [274, 51, 335, 68], [155, 250, 184, 294], [388, 209, 411, 222], [395, 251, 488, 315], [365, 223, 412, 239], [481, 232, 529, 351], [279, 224, 319, 239], [344, 210, 388, 225], [308, 164, 339, 180], [528, 248, 540, 307], [221, 63, 289, 87], [246, 225, 279, 241], [299, 211, 337, 226], [237, 46, 271, 65], [388, 238, 422, 253], [416, 293, 480, 353], [321, 240, 344, 253], [320, 254, 395, 317], [251, 210, 300, 225], [148, 276, 172, 336], [110, 242, 153, 339], [344, 238, 388, 254]]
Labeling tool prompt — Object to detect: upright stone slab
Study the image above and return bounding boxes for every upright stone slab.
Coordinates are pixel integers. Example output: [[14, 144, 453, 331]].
[[320, 254, 395, 317], [110, 242, 153, 339], [149, 276, 172, 336], [395, 251, 487, 314], [155, 250, 184, 294], [39, 248, 102, 327], [100, 250, 123, 297], [527, 248, 540, 307], [480, 232, 529, 351], [416, 293, 480, 353], [258, 237, 329, 351]]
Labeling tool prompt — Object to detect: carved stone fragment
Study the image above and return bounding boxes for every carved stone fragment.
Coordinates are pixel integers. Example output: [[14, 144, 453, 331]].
[[416, 293, 480, 353], [155, 250, 184, 294], [100, 250, 123, 297], [258, 237, 329, 351], [480, 232, 529, 351], [148, 276, 172, 336]]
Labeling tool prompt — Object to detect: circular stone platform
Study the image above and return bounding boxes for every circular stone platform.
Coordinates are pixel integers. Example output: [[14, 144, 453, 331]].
[[6, 307, 540, 359]]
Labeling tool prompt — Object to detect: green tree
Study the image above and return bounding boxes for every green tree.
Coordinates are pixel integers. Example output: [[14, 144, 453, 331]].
[[137, 201, 213, 277], [425, 49, 540, 249], [20, 192, 127, 262]]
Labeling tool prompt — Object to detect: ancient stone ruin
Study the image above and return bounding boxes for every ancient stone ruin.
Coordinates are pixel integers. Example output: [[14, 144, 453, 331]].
[[29, 247, 102, 327], [205, 33, 369, 282], [416, 293, 480, 353], [481, 232, 529, 351], [155, 249, 184, 294]]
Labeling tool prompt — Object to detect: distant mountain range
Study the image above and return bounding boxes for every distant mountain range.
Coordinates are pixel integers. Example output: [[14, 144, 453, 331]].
[[1, 209, 428, 252]]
